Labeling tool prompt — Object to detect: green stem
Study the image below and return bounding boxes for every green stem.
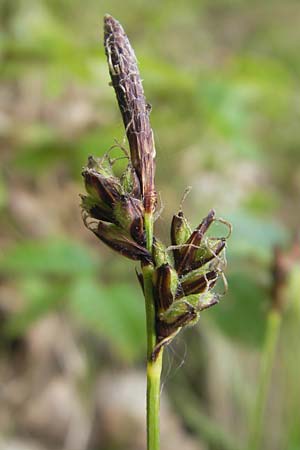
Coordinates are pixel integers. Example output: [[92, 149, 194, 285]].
[[143, 211, 163, 450], [147, 349, 163, 450], [143, 264, 157, 359], [144, 212, 154, 252], [248, 308, 281, 450]]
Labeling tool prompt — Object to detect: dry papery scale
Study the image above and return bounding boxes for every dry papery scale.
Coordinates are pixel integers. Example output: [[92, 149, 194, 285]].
[[80, 14, 231, 450]]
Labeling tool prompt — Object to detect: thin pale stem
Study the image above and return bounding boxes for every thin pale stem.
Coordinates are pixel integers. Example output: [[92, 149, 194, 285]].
[[143, 212, 163, 450], [248, 308, 281, 450]]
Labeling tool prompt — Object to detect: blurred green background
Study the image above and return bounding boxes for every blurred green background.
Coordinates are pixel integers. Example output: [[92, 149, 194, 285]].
[[1, 1, 300, 450]]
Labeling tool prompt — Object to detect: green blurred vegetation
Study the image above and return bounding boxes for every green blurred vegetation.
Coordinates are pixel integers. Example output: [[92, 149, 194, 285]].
[[1, 0, 300, 449]]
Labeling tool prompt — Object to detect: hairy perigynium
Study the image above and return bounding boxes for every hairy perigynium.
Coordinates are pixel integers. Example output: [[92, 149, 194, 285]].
[[81, 152, 228, 358]]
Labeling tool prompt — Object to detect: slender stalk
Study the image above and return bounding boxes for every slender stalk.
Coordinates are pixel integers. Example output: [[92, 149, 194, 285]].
[[144, 212, 154, 253], [248, 308, 281, 450], [143, 212, 163, 450], [143, 264, 156, 359], [147, 349, 163, 450], [104, 15, 161, 450]]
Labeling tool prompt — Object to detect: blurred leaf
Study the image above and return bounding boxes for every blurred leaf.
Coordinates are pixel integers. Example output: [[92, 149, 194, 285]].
[[0, 173, 7, 210], [5, 277, 67, 336], [0, 238, 99, 276], [197, 77, 259, 157], [232, 56, 293, 119], [228, 211, 288, 262], [287, 264, 300, 318], [210, 271, 268, 347], [74, 125, 124, 174], [69, 276, 145, 362], [242, 189, 279, 216], [13, 2, 79, 61], [170, 385, 243, 450], [13, 142, 72, 173], [141, 56, 194, 99]]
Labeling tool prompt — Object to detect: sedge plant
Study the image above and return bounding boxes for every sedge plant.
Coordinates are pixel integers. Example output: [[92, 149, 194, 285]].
[[80, 15, 230, 450]]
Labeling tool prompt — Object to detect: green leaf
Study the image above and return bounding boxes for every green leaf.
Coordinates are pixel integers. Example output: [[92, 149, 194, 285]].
[[12, 143, 72, 173], [0, 173, 7, 210], [5, 277, 67, 337], [287, 264, 300, 318], [0, 239, 99, 276], [69, 277, 145, 362], [228, 211, 288, 263], [210, 271, 268, 348], [242, 189, 279, 216]]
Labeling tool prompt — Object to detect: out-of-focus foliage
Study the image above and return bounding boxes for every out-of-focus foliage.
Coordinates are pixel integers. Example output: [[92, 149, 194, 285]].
[[1, 1, 300, 449], [0, 238, 146, 360]]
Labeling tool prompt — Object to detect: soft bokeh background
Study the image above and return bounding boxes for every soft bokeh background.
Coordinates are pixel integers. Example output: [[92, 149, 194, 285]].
[[1, 1, 300, 449]]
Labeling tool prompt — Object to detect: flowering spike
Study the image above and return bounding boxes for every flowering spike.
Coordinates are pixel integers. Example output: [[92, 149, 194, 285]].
[[104, 14, 157, 213], [80, 17, 231, 448]]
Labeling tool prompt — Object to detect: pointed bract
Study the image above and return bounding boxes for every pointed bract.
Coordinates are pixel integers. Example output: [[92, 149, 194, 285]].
[[93, 221, 151, 262], [153, 263, 178, 312], [179, 270, 218, 298], [191, 238, 226, 271], [80, 194, 115, 223], [170, 210, 191, 270], [82, 168, 120, 206], [113, 195, 145, 245], [177, 209, 215, 274], [121, 165, 141, 198], [152, 238, 171, 268]]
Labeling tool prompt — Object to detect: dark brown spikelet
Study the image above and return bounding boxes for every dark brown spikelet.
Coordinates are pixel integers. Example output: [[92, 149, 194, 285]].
[[154, 264, 176, 312], [113, 195, 145, 245], [93, 221, 152, 263], [170, 211, 191, 270], [190, 238, 226, 272], [156, 304, 197, 340], [121, 165, 141, 198], [177, 209, 216, 275], [178, 270, 218, 298], [83, 168, 120, 206], [104, 14, 157, 213], [80, 194, 115, 223]]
